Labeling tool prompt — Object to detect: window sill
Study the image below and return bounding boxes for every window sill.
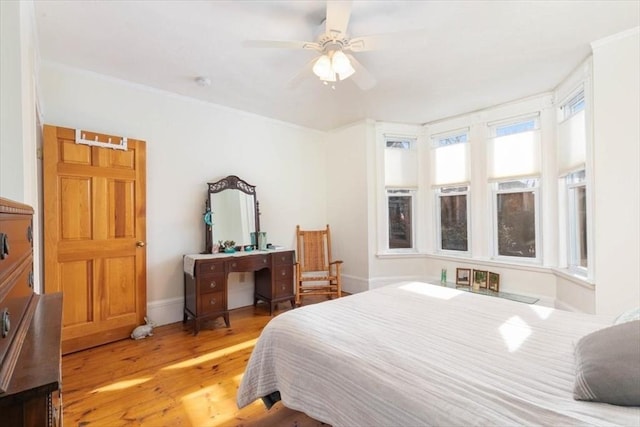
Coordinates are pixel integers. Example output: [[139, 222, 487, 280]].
[[376, 251, 550, 274], [552, 268, 595, 289]]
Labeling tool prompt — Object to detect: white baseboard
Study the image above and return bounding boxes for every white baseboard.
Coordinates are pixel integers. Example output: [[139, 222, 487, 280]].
[[147, 296, 184, 326]]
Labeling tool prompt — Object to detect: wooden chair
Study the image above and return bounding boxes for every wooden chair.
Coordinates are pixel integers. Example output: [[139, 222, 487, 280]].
[[295, 224, 343, 306]]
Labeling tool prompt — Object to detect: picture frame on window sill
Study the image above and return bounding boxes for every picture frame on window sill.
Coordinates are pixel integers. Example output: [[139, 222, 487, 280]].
[[488, 272, 500, 292], [456, 268, 471, 286], [473, 270, 488, 289]]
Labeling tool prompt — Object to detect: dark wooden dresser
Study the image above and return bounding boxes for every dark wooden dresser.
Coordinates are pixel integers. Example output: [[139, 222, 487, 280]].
[[0, 198, 63, 426], [184, 250, 295, 334]]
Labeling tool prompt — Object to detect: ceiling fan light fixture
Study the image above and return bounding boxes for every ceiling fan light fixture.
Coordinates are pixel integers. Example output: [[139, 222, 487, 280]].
[[331, 50, 351, 74], [337, 62, 355, 80], [320, 69, 337, 82], [312, 54, 333, 79]]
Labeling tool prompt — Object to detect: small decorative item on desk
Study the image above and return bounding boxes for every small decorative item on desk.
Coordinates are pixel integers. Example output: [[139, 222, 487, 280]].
[[440, 268, 447, 284], [220, 240, 236, 253], [257, 231, 267, 251]]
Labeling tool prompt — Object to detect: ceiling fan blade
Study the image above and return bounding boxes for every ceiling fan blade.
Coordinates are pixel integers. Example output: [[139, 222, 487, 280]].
[[346, 54, 376, 91], [347, 30, 430, 52], [326, 0, 352, 37], [287, 57, 318, 89], [243, 40, 321, 51]]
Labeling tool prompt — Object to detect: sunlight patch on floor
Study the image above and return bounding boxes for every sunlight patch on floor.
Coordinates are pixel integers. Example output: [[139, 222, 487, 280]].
[[399, 282, 463, 300], [182, 384, 242, 427], [92, 376, 151, 393], [499, 316, 532, 352], [529, 304, 553, 319], [162, 338, 258, 370]]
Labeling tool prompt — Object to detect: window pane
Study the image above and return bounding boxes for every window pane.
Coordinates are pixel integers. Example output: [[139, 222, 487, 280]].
[[497, 192, 536, 258], [386, 140, 411, 149], [388, 195, 412, 249], [435, 132, 468, 146], [495, 119, 536, 137], [440, 194, 468, 251], [575, 186, 588, 268]]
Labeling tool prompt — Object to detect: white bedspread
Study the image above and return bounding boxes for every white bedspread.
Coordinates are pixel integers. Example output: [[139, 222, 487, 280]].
[[237, 281, 640, 426]]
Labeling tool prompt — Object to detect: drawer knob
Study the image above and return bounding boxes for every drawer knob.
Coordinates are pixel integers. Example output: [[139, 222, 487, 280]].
[[0, 233, 8, 260], [232, 262, 237, 268], [210, 298, 216, 305], [281, 285, 286, 291], [263, 259, 267, 264], [28, 271, 34, 288], [209, 281, 217, 289], [209, 265, 216, 271], [1, 309, 10, 338], [281, 271, 286, 276], [26, 225, 33, 244]]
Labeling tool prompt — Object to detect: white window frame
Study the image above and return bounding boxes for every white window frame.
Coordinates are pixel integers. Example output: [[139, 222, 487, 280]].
[[492, 178, 541, 263], [566, 171, 588, 276], [435, 186, 470, 255]]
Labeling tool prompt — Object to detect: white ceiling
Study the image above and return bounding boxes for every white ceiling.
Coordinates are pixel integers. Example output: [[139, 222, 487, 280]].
[[34, 1, 639, 131]]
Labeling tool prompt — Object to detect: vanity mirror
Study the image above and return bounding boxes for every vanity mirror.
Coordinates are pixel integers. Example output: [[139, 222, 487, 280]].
[[204, 175, 260, 253]]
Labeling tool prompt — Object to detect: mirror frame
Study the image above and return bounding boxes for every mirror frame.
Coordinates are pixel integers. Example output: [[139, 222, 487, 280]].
[[204, 175, 260, 253]]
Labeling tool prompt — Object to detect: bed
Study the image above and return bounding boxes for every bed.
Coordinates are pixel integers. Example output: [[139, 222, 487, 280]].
[[237, 281, 640, 426]]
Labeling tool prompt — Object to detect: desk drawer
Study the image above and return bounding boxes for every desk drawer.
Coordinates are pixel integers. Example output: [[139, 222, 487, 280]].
[[198, 291, 225, 315], [273, 265, 293, 281], [198, 274, 225, 295], [273, 251, 294, 266], [196, 260, 224, 276], [273, 277, 293, 298], [227, 255, 269, 272]]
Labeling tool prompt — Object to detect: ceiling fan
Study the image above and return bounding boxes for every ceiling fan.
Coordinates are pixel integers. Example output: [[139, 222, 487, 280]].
[[245, 0, 380, 90]]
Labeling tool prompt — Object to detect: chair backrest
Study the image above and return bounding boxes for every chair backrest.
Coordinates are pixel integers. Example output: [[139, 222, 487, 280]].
[[296, 225, 333, 273]]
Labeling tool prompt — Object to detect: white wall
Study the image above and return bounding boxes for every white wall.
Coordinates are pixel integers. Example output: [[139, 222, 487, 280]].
[[0, 0, 43, 292], [325, 120, 373, 294], [591, 27, 640, 315], [0, 0, 24, 201], [39, 62, 327, 324]]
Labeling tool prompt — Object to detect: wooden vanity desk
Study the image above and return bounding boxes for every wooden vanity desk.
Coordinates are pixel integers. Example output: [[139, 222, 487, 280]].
[[0, 198, 63, 426], [183, 249, 295, 334]]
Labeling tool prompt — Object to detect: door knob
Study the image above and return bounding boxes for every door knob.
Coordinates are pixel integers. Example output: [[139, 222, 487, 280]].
[[136, 241, 146, 247]]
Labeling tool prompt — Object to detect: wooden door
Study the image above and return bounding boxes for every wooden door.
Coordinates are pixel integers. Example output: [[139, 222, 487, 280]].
[[43, 125, 146, 354]]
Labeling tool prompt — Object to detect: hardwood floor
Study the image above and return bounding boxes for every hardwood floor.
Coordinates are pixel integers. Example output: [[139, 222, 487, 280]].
[[62, 300, 330, 426]]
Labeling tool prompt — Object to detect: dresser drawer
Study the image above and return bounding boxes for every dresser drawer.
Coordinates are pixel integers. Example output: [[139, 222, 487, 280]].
[[273, 251, 294, 266], [198, 291, 225, 315], [0, 215, 33, 286], [273, 277, 293, 298], [196, 260, 224, 276], [273, 265, 293, 280], [198, 274, 225, 295], [227, 255, 269, 272]]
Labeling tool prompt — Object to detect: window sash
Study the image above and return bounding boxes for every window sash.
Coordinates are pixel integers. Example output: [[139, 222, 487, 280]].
[[387, 190, 414, 250], [492, 180, 540, 261], [436, 189, 469, 253], [566, 170, 588, 274]]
